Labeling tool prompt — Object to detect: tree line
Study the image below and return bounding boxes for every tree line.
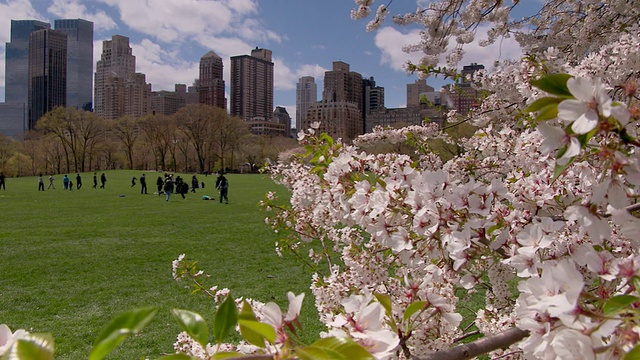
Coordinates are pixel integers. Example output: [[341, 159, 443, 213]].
[[0, 104, 298, 177]]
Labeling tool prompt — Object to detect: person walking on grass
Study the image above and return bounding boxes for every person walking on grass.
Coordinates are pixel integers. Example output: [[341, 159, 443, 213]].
[[100, 173, 107, 188], [164, 175, 174, 202], [63, 175, 69, 190], [140, 173, 147, 194], [76, 173, 82, 189], [68, 180, 73, 191], [156, 175, 164, 195], [191, 175, 199, 193], [0, 172, 5, 190], [216, 172, 229, 204], [131, 176, 137, 187], [93, 172, 97, 188], [48, 174, 55, 189], [38, 174, 44, 191]]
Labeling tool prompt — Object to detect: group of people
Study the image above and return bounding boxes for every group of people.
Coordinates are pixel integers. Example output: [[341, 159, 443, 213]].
[[153, 172, 229, 203], [15, 170, 230, 203], [37, 173, 107, 191]]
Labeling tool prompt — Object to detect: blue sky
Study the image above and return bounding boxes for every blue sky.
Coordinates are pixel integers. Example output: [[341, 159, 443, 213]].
[[0, 0, 527, 120]]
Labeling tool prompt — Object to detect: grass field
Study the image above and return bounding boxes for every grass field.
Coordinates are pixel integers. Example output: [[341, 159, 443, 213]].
[[0, 170, 320, 359]]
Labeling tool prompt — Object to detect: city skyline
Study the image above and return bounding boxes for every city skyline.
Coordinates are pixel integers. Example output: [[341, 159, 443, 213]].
[[0, 0, 527, 123]]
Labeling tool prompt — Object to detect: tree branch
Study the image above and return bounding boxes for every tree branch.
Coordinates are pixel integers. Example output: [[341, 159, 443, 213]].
[[417, 327, 529, 360]]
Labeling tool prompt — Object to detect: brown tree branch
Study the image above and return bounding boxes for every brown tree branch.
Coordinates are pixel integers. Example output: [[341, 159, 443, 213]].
[[417, 327, 529, 360]]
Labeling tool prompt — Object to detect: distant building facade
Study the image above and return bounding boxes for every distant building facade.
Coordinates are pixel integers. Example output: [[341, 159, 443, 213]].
[[95, 35, 151, 120], [5, 20, 50, 106], [151, 84, 199, 116], [198, 51, 226, 110], [0, 103, 27, 137], [2, 20, 50, 135], [28, 28, 67, 129], [407, 79, 434, 109], [230, 47, 274, 123], [442, 63, 485, 115], [303, 61, 364, 142], [305, 101, 362, 141], [54, 19, 94, 111], [295, 76, 317, 132]]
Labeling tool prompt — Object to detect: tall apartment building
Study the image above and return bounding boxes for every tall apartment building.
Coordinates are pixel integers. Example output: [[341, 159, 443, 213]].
[[54, 19, 94, 111], [406, 79, 434, 109], [295, 76, 317, 132], [230, 47, 274, 123], [28, 28, 67, 129], [323, 61, 363, 109], [95, 35, 151, 120], [198, 51, 225, 110], [303, 61, 364, 142]]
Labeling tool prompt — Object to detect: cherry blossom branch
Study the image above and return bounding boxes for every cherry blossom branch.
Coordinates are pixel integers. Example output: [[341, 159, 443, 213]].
[[418, 327, 529, 360]]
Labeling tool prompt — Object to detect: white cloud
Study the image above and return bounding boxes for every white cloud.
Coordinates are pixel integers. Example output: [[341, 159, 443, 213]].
[[273, 58, 327, 91], [131, 39, 198, 92], [373, 27, 423, 72], [47, 0, 116, 31], [95, 0, 271, 45]]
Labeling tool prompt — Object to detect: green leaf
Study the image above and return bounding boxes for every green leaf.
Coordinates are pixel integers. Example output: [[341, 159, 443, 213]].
[[530, 74, 573, 97], [373, 293, 392, 318], [603, 295, 639, 315], [534, 103, 559, 121], [238, 319, 276, 348], [171, 309, 209, 348], [213, 295, 238, 344], [403, 301, 428, 321], [238, 300, 257, 321], [297, 337, 374, 360], [524, 97, 563, 113], [89, 307, 158, 360], [624, 344, 640, 360], [7, 334, 55, 360]]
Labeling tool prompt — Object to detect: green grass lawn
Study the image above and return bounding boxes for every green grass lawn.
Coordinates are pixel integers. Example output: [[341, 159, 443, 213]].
[[0, 170, 320, 359]]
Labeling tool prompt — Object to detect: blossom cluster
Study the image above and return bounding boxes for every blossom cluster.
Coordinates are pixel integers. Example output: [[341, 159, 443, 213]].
[[259, 3, 640, 356]]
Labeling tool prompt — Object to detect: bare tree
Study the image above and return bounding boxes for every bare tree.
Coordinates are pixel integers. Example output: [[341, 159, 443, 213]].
[[174, 104, 220, 173], [112, 115, 140, 170], [139, 114, 175, 171]]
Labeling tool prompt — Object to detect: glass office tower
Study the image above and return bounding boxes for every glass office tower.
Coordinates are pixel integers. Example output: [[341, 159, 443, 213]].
[[54, 19, 94, 111]]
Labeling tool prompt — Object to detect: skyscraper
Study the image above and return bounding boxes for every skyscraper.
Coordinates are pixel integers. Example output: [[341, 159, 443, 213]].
[[28, 28, 67, 129], [5, 20, 50, 106], [230, 47, 274, 122], [295, 76, 317, 132], [54, 19, 94, 111], [199, 50, 225, 110], [95, 35, 150, 120]]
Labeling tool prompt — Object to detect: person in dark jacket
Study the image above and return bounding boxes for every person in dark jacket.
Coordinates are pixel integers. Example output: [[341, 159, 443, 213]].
[[163, 175, 174, 202], [140, 173, 147, 194], [156, 175, 164, 195], [191, 175, 199, 193], [215, 173, 229, 204], [100, 173, 107, 188]]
